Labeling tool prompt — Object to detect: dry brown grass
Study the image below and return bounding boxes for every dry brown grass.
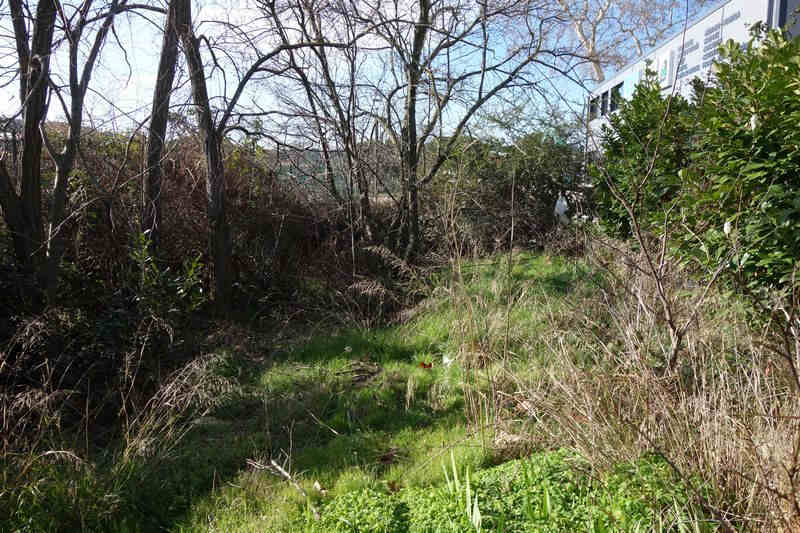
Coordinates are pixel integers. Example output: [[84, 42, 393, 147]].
[[0, 311, 241, 528], [507, 241, 800, 531]]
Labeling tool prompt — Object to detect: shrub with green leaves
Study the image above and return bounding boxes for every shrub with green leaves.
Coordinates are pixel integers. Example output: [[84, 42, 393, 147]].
[[594, 29, 800, 293], [309, 488, 408, 532], [591, 69, 696, 239], [131, 232, 207, 317], [431, 126, 584, 252], [677, 29, 800, 291], [300, 451, 705, 532]]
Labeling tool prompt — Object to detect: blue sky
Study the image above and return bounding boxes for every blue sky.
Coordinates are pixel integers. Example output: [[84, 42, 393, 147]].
[[0, 0, 719, 139]]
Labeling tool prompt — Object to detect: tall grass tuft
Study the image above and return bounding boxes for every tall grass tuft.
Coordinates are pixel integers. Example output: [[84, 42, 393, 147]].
[[1, 317, 238, 531], [512, 240, 800, 531]]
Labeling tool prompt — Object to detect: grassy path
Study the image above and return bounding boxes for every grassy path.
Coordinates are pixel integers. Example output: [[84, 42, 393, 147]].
[[133, 253, 704, 532], [5, 253, 707, 531]]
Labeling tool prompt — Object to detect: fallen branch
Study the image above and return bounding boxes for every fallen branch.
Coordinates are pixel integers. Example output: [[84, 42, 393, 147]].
[[247, 457, 320, 520]]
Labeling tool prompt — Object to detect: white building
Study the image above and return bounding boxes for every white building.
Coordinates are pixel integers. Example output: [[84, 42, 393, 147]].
[[587, 0, 800, 143]]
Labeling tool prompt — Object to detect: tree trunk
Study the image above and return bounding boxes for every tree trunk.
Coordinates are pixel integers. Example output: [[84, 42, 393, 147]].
[[358, 171, 374, 242], [177, 0, 232, 313], [143, 0, 180, 256], [0, 0, 57, 300], [44, 147, 75, 300], [405, 175, 419, 260], [203, 133, 232, 314], [0, 163, 29, 269], [399, 0, 429, 260]]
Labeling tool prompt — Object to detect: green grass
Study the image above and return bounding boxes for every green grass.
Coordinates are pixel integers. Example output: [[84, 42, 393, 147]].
[[166, 252, 705, 532], [169, 327, 486, 531], [2, 252, 714, 531]]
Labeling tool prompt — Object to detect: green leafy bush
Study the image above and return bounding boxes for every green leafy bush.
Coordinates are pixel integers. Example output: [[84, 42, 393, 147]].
[[591, 70, 696, 239], [593, 29, 800, 293], [678, 29, 800, 290], [432, 128, 584, 253], [309, 488, 408, 532], [301, 451, 704, 532], [131, 232, 207, 317]]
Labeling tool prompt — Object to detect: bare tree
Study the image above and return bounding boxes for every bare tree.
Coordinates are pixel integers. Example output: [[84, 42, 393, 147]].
[[360, 0, 579, 258], [0, 0, 162, 302], [556, 0, 713, 81], [267, 0, 385, 239], [173, 0, 232, 312], [174, 0, 350, 312], [42, 0, 136, 300], [258, 0, 583, 259], [265, 0, 348, 207]]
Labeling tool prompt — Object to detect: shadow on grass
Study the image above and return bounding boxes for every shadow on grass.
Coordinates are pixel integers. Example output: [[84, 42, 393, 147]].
[[121, 252, 589, 531], [534, 270, 579, 295], [122, 327, 468, 532]]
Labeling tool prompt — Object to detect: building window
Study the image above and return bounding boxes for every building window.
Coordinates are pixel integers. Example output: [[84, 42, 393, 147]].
[[589, 97, 599, 120], [601, 91, 609, 116], [610, 82, 623, 112]]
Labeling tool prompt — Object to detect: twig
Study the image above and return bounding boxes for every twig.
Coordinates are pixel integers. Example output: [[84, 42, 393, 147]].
[[247, 458, 320, 520], [305, 408, 340, 436]]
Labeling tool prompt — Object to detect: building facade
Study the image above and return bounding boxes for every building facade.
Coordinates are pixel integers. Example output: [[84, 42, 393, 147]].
[[587, 0, 800, 142]]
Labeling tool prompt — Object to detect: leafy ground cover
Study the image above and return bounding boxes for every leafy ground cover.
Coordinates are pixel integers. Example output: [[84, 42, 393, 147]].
[[303, 450, 706, 532]]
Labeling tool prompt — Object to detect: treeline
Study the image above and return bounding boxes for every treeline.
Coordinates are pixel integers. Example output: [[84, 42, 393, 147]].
[[0, 0, 589, 316]]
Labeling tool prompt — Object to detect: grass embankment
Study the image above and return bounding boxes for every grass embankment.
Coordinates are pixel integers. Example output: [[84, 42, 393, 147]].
[[4, 253, 712, 531]]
